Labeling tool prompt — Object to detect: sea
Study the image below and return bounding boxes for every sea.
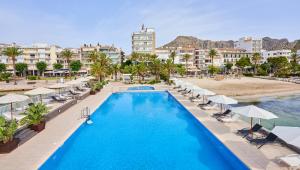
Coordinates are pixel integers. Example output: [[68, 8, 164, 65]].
[[238, 95, 300, 130]]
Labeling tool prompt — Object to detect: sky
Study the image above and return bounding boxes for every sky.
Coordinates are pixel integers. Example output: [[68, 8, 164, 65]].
[[0, 0, 299, 53]]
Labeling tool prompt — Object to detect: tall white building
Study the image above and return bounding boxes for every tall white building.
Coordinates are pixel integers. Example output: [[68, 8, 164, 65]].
[[234, 37, 262, 53], [132, 25, 156, 54]]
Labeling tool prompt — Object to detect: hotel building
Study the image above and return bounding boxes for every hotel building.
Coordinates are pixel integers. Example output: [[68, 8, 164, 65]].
[[234, 37, 262, 53], [132, 25, 156, 54]]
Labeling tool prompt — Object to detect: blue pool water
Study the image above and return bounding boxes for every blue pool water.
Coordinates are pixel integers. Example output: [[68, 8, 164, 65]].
[[41, 91, 248, 170], [127, 86, 154, 90]]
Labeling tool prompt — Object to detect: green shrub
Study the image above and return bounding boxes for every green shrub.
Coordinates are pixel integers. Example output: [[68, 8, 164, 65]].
[[147, 80, 160, 84], [0, 72, 11, 81], [0, 116, 18, 144], [159, 73, 168, 82], [28, 75, 38, 80], [243, 73, 254, 77], [20, 103, 48, 126]]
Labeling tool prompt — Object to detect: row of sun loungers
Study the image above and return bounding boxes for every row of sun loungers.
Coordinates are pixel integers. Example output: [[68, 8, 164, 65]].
[[172, 78, 300, 169]]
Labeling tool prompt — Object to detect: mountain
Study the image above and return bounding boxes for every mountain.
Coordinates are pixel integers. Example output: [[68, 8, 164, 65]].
[[161, 36, 300, 51], [161, 36, 234, 49]]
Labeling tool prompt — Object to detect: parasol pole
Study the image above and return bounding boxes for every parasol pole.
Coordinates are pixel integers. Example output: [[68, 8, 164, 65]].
[[10, 102, 13, 120], [40, 94, 43, 103]]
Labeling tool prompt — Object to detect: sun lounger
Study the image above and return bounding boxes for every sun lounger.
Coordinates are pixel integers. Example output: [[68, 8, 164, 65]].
[[237, 124, 262, 138], [198, 100, 212, 106], [212, 109, 231, 118], [278, 154, 300, 169], [51, 96, 67, 102], [76, 86, 85, 91], [70, 89, 81, 95], [217, 114, 239, 123], [248, 132, 278, 149], [202, 104, 218, 110]]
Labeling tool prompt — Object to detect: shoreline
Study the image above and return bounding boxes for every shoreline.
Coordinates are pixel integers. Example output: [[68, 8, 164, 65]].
[[231, 90, 300, 102]]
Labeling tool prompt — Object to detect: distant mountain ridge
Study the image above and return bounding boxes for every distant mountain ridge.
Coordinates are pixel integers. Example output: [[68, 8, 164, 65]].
[[161, 36, 300, 51]]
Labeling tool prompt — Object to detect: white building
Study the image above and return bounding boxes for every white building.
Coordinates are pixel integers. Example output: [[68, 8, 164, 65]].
[[297, 50, 300, 57], [261, 49, 291, 63], [132, 25, 156, 54], [234, 37, 262, 53], [155, 48, 171, 61]]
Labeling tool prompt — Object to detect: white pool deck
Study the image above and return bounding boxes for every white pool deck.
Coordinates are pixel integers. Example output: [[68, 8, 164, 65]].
[[0, 82, 296, 170]]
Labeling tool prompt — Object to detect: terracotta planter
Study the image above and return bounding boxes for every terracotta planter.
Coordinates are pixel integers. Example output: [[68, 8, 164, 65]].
[[0, 138, 19, 153], [90, 91, 96, 95], [30, 121, 46, 132]]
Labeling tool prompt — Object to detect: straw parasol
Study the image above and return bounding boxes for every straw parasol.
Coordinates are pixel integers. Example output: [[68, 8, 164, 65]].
[[231, 105, 278, 129], [24, 87, 55, 102], [0, 93, 29, 120]]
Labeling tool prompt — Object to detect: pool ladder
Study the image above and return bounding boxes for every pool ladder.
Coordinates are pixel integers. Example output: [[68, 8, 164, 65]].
[[81, 107, 90, 119]]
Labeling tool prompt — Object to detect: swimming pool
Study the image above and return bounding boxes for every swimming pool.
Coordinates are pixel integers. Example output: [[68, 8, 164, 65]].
[[127, 86, 154, 90], [40, 91, 248, 170]]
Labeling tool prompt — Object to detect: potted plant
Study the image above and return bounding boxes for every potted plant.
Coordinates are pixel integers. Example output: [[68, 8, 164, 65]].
[[20, 103, 48, 132], [0, 116, 19, 153], [90, 85, 97, 95]]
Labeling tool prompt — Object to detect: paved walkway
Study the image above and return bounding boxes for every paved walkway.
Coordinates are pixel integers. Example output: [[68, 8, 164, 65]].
[[0, 84, 113, 170]]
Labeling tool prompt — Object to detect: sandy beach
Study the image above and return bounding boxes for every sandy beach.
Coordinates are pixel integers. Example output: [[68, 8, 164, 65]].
[[182, 77, 300, 101]]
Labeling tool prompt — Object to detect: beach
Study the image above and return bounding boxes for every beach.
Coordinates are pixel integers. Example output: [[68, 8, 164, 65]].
[[183, 77, 300, 101]]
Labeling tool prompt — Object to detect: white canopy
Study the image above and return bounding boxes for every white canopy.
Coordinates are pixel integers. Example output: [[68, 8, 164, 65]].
[[193, 88, 215, 96], [0, 93, 29, 104], [231, 105, 278, 120], [24, 87, 55, 96], [48, 83, 70, 89], [272, 126, 300, 148], [208, 95, 238, 104]]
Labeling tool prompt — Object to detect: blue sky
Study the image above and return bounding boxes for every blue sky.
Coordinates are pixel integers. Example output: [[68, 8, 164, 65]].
[[0, 0, 299, 53]]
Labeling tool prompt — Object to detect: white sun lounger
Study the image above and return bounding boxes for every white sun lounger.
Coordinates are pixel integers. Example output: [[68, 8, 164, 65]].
[[278, 154, 300, 169]]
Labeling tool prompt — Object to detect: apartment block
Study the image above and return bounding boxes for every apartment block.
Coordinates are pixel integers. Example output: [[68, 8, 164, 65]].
[[234, 37, 262, 53], [132, 25, 156, 54], [261, 49, 292, 63], [0, 43, 123, 75], [0, 43, 60, 74]]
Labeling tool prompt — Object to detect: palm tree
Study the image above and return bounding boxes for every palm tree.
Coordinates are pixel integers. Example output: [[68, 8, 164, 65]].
[[182, 54, 191, 73], [111, 64, 120, 81], [91, 53, 111, 81], [208, 49, 217, 67], [169, 51, 176, 64], [91, 62, 105, 81], [251, 52, 262, 74], [88, 51, 99, 63], [136, 62, 147, 83], [163, 59, 175, 84], [130, 52, 140, 63], [60, 49, 73, 79], [151, 59, 161, 81], [2, 47, 23, 83]]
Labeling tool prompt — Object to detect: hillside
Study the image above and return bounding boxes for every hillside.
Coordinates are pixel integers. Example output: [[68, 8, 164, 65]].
[[161, 36, 300, 51]]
